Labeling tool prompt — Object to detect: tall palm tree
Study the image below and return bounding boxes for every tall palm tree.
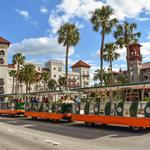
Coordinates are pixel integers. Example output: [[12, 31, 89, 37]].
[[57, 23, 80, 88], [41, 72, 50, 91], [91, 5, 118, 86], [48, 79, 57, 91], [13, 53, 25, 93], [9, 70, 16, 93], [103, 42, 120, 86], [114, 21, 141, 81], [19, 64, 36, 93]]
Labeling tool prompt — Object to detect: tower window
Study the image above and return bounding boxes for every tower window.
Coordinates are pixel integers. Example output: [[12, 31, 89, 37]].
[[0, 58, 4, 64], [0, 50, 4, 56]]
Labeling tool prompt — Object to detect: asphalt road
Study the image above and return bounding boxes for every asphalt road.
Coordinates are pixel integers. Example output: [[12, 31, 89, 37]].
[[0, 116, 150, 150]]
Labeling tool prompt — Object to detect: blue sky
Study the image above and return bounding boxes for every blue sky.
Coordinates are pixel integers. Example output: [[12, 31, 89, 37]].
[[0, 0, 150, 75]]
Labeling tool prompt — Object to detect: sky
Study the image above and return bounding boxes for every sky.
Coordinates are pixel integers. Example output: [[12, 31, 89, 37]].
[[0, 0, 150, 79]]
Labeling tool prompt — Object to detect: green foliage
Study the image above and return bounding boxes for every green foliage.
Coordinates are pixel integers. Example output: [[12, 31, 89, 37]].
[[104, 102, 111, 116], [19, 64, 36, 93], [58, 77, 66, 87], [129, 101, 138, 117], [48, 79, 57, 90], [84, 102, 90, 114], [144, 97, 150, 101]]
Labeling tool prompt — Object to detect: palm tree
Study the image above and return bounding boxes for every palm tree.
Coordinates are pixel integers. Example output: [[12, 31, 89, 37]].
[[117, 74, 129, 84], [57, 23, 80, 88], [41, 72, 50, 91], [48, 79, 57, 91], [13, 53, 25, 93], [114, 21, 141, 81], [93, 69, 110, 86], [103, 42, 120, 86], [9, 70, 16, 93], [91, 5, 118, 86], [58, 76, 66, 89], [19, 64, 36, 93]]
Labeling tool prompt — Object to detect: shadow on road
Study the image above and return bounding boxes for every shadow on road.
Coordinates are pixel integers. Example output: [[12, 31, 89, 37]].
[[1, 116, 150, 140]]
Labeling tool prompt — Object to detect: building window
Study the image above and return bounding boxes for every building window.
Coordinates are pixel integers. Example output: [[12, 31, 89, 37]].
[[59, 75, 61, 78], [53, 74, 56, 78], [0, 50, 4, 56], [58, 67, 62, 72], [0, 58, 4, 64], [144, 76, 148, 80], [0, 86, 4, 93], [53, 67, 56, 70], [0, 79, 4, 85]]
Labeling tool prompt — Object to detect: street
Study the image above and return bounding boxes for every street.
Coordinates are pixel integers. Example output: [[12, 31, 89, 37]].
[[0, 116, 150, 150]]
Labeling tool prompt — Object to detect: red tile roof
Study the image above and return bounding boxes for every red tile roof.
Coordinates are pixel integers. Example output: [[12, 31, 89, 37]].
[[141, 62, 150, 70], [8, 64, 15, 68], [71, 60, 91, 68], [0, 37, 11, 46]]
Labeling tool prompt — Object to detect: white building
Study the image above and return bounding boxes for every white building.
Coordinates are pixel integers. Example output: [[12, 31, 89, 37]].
[[0, 37, 10, 95], [45, 60, 64, 82], [45, 59, 91, 88]]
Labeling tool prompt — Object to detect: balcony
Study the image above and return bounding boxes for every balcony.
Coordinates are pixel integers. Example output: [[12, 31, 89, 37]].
[[83, 74, 90, 77], [68, 78, 76, 82]]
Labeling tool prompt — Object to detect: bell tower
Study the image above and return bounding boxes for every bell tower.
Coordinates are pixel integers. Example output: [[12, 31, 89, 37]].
[[127, 43, 142, 82]]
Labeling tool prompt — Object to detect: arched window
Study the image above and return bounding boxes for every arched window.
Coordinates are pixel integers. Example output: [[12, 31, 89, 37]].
[[0, 50, 5, 56], [0, 58, 4, 64]]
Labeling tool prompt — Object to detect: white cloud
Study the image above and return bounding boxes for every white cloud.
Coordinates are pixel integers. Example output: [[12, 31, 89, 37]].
[[106, 0, 150, 20], [40, 6, 48, 14], [48, 0, 150, 34], [9, 37, 74, 58], [48, 0, 104, 34], [15, 9, 30, 20]]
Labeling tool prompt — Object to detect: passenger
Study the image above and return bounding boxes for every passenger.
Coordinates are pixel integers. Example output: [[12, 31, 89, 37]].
[[32, 97, 38, 103], [74, 95, 81, 104]]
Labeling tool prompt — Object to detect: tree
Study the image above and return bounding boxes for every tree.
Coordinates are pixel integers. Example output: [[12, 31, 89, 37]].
[[41, 72, 50, 91], [93, 69, 111, 86], [13, 53, 25, 93], [103, 42, 120, 86], [114, 21, 141, 81], [58, 76, 66, 88], [117, 74, 129, 84], [48, 79, 57, 91], [91, 5, 118, 86], [9, 70, 16, 93], [19, 64, 36, 93], [57, 23, 80, 88]]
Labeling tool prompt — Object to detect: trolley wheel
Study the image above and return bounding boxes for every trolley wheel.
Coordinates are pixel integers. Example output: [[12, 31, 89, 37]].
[[67, 117, 73, 122], [90, 122, 96, 126], [130, 126, 143, 132], [84, 122, 90, 125], [32, 117, 37, 120]]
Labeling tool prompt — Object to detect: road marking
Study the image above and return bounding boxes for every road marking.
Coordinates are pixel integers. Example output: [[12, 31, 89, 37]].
[[22, 124, 36, 127], [7, 129, 16, 134], [43, 139, 60, 146], [6, 121, 18, 124]]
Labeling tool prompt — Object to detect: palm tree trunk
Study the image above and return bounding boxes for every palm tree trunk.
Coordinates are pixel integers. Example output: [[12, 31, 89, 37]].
[[26, 83, 28, 94], [100, 31, 105, 86], [15, 63, 19, 93], [65, 45, 69, 89], [126, 46, 131, 82], [12, 77, 14, 93], [110, 58, 113, 102]]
